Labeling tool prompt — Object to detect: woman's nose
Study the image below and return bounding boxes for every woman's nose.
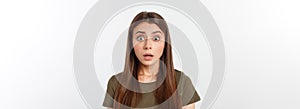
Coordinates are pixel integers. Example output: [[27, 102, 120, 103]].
[[143, 39, 152, 50]]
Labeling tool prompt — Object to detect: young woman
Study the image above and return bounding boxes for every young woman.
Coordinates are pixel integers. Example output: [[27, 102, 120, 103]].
[[103, 12, 200, 109]]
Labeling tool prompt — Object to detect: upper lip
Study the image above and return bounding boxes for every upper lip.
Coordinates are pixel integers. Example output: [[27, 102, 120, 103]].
[[143, 53, 153, 57]]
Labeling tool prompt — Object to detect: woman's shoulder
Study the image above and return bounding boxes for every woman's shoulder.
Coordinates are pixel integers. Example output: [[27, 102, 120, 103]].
[[174, 69, 190, 82], [174, 69, 201, 105], [106, 74, 118, 88], [107, 72, 127, 86], [174, 69, 189, 79]]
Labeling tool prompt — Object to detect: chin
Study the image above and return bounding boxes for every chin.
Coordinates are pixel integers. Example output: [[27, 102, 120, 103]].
[[141, 61, 154, 66], [141, 60, 158, 66]]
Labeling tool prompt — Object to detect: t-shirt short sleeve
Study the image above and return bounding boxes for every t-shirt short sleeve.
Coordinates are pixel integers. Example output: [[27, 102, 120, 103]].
[[102, 75, 117, 108], [102, 71, 201, 108], [177, 72, 201, 106]]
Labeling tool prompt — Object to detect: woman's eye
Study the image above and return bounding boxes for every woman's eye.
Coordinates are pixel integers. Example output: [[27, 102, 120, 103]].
[[153, 36, 160, 41], [137, 36, 145, 41]]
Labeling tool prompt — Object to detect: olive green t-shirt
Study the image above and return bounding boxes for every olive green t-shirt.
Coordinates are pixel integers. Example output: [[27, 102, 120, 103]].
[[102, 69, 201, 108]]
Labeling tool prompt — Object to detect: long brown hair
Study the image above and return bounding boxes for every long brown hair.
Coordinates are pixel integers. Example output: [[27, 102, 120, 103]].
[[113, 12, 182, 109]]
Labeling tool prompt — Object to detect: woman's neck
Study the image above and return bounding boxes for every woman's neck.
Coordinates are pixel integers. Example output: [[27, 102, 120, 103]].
[[138, 62, 159, 83]]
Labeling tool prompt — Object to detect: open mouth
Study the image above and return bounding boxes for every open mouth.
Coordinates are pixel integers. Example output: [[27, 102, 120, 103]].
[[143, 53, 154, 60], [143, 54, 153, 57]]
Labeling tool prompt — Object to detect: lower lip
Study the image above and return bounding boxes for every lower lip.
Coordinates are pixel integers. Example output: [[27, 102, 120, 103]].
[[143, 56, 153, 61]]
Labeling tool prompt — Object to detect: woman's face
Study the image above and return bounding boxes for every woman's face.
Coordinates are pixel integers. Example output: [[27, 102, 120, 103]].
[[132, 22, 165, 66]]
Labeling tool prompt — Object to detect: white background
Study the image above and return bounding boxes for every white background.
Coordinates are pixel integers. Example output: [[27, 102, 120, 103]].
[[1, 0, 300, 109]]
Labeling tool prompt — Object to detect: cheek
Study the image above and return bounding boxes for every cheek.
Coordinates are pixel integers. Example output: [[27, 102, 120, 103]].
[[159, 43, 165, 51], [133, 43, 143, 55], [155, 42, 165, 55]]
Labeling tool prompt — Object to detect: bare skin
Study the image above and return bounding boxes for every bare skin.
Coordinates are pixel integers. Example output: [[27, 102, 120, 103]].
[[132, 22, 165, 83]]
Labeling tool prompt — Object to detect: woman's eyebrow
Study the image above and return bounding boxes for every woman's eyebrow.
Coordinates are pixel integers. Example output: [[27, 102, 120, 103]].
[[135, 31, 162, 34], [152, 31, 162, 34], [135, 31, 145, 34]]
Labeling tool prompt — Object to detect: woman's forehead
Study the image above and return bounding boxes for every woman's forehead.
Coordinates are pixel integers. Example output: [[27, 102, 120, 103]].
[[133, 22, 163, 34]]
